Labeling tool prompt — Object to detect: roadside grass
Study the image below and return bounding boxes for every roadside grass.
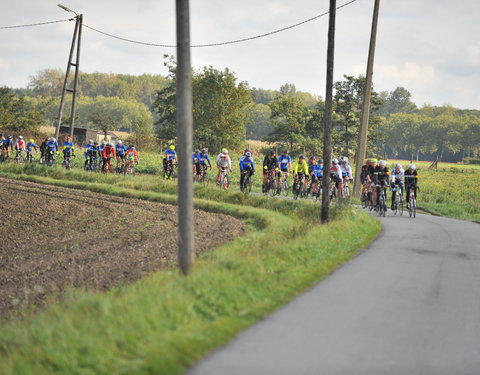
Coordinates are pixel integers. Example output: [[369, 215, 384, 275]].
[[0, 166, 380, 375]]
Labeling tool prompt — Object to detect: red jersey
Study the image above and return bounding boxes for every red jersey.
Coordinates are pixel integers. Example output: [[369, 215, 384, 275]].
[[16, 140, 25, 150], [103, 146, 116, 158]]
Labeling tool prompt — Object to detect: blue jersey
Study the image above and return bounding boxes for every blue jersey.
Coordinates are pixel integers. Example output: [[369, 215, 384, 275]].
[[199, 152, 211, 166], [192, 153, 201, 164], [98, 144, 105, 154], [116, 144, 127, 155], [26, 142, 36, 151], [278, 154, 291, 170], [165, 149, 176, 161], [63, 141, 74, 152], [313, 164, 323, 178], [47, 140, 58, 151], [3, 139, 13, 148], [240, 157, 255, 171]]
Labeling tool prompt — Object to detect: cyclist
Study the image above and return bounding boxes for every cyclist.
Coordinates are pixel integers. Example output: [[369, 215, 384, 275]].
[[293, 154, 309, 195], [84, 139, 94, 168], [239, 148, 250, 163], [329, 158, 343, 198], [262, 149, 279, 194], [2, 135, 14, 161], [192, 149, 202, 180], [15, 135, 26, 160], [373, 159, 390, 210], [39, 138, 49, 163], [125, 144, 140, 166], [116, 140, 127, 170], [360, 159, 371, 202], [46, 137, 59, 163], [340, 157, 353, 182], [312, 158, 324, 196], [390, 163, 404, 210], [62, 136, 75, 160], [306, 156, 317, 195], [239, 151, 255, 188], [99, 140, 107, 167], [278, 149, 292, 177], [199, 148, 212, 171], [404, 164, 419, 209], [102, 142, 116, 172], [26, 139, 37, 161], [216, 149, 232, 184], [367, 158, 378, 205], [163, 145, 177, 178]]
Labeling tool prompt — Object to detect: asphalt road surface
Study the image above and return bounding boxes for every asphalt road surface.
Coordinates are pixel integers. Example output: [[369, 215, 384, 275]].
[[186, 212, 480, 375]]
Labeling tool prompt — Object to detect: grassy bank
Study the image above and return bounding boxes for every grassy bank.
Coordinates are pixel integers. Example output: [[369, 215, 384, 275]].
[[0, 165, 380, 375]]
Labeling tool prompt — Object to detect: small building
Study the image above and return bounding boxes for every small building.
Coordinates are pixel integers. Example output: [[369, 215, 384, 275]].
[[58, 126, 99, 148]]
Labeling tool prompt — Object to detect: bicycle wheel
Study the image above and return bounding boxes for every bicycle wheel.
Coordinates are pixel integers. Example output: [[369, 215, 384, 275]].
[[344, 185, 350, 199], [269, 180, 277, 197], [292, 183, 299, 200], [283, 180, 289, 196], [413, 198, 416, 218]]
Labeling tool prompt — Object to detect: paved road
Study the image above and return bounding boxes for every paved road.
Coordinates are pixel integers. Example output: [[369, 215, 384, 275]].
[[186, 212, 480, 375]]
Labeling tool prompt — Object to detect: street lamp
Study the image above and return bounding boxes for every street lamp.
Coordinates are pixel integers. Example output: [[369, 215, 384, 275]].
[[55, 4, 82, 140]]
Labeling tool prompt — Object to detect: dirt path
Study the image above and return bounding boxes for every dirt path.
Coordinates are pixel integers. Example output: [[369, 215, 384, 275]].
[[0, 177, 245, 315]]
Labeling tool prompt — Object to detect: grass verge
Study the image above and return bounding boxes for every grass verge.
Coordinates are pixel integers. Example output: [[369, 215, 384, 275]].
[[0, 166, 380, 375]]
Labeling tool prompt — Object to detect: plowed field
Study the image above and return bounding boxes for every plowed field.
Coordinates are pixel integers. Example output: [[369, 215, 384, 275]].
[[0, 178, 245, 315]]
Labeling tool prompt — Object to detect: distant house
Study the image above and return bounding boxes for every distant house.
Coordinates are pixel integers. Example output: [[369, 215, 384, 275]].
[[58, 127, 127, 148]]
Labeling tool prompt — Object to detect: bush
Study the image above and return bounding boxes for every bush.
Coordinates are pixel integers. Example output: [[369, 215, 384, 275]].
[[464, 158, 480, 165]]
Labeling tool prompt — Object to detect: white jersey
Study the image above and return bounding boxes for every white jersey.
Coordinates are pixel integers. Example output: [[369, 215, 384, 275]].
[[216, 154, 231, 169], [391, 168, 405, 184], [340, 163, 353, 179]]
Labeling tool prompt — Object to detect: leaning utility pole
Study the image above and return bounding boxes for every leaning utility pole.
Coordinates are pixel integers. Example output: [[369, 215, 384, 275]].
[[321, 0, 337, 223], [353, 0, 381, 197], [55, 6, 82, 141], [176, 0, 195, 275]]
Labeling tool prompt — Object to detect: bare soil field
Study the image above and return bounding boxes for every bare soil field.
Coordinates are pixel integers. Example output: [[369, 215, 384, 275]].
[[0, 178, 245, 315]]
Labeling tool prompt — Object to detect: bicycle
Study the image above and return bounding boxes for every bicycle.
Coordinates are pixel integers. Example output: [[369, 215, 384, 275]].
[[117, 157, 126, 174], [14, 149, 25, 164], [165, 161, 176, 180], [342, 178, 351, 199], [199, 165, 209, 186], [103, 157, 114, 174], [376, 184, 387, 217], [240, 170, 252, 194], [264, 169, 277, 197], [63, 152, 74, 170], [46, 150, 56, 167], [292, 174, 306, 200], [85, 153, 98, 172], [408, 185, 417, 218], [391, 184, 404, 216], [125, 156, 136, 176], [219, 167, 229, 191], [26, 150, 36, 164], [279, 171, 289, 196]]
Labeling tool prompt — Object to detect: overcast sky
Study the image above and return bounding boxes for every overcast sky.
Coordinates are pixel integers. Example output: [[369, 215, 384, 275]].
[[1, 0, 479, 109]]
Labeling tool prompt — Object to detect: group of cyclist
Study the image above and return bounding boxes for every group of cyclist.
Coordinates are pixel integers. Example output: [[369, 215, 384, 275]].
[[0, 133, 140, 172], [360, 158, 419, 211]]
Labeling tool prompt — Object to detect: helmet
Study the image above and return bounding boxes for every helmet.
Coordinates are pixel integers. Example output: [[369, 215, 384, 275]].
[[66, 136, 71, 142], [195, 149, 200, 153], [269, 149, 275, 155], [244, 148, 250, 153], [283, 150, 289, 154], [408, 164, 416, 170], [19, 135, 23, 140], [201, 148, 206, 153], [102, 140, 107, 145], [318, 158, 323, 164], [169, 145, 175, 150], [44, 138, 49, 141], [379, 160, 387, 167], [117, 140, 122, 145], [8, 135, 12, 139], [370, 158, 378, 164], [299, 154, 305, 159], [245, 152, 252, 157], [94, 141, 98, 145], [51, 137, 56, 142], [109, 142, 114, 147], [30, 139, 34, 143], [332, 158, 339, 164], [89, 139, 93, 143], [338, 156, 344, 163], [395, 163, 402, 169], [129, 144, 134, 148], [343, 157, 349, 164], [221, 148, 227, 153], [366, 159, 371, 165], [222, 149, 229, 155], [310, 155, 316, 160]]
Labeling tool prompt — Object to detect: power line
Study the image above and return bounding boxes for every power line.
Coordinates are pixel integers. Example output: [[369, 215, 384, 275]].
[[84, 0, 359, 48], [0, 18, 72, 30], [0, 0, 359, 47]]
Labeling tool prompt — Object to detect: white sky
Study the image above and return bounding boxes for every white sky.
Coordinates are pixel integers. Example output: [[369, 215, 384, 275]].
[[1, 0, 479, 109]]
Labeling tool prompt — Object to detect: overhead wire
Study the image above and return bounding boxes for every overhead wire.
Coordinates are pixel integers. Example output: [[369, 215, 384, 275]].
[[0, 0, 359, 47]]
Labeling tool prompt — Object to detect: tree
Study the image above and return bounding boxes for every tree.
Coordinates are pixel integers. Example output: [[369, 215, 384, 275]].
[[0, 87, 46, 133], [376, 87, 417, 117], [245, 103, 272, 140]]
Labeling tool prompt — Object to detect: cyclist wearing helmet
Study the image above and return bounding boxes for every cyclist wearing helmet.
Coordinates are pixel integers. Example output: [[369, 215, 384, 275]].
[[84, 139, 94, 168], [199, 148, 212, 170], [46, 137, 59, 163], [373, 160, 390, 210], [1, 135, 13, 161], [330, 158, 343, 197], [163, 145, 177, 177], [26, 138, 37, 153], [312, 158, 324, 196], [125, 144, 139, 164], [216, 149, 232, 183], [404, 164, 418, 209], [102, 142, 116, 172], [192, 149, 202, 179], [116, 140, 127, 169], [390, 163, 405, 210], [99, 140, 107, 166], [63, 136, 75, 159], [262, 149, 279, 194], [15, 135, 25, 159], [340, 157, 353, 181], [239, 148, 250, 163], [366, 158, 378, 204], [39, 137, 49, 163], [293, 154, 309, 192], [278, 150, 292, 177], [239, 151, 255, 188]]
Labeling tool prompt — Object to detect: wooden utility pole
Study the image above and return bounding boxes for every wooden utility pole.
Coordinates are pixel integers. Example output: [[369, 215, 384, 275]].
[[321, 0, 337, 223], [353, 0, 381, 197], [176, 0, 194, 275], [55, 12, 82, 141]]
